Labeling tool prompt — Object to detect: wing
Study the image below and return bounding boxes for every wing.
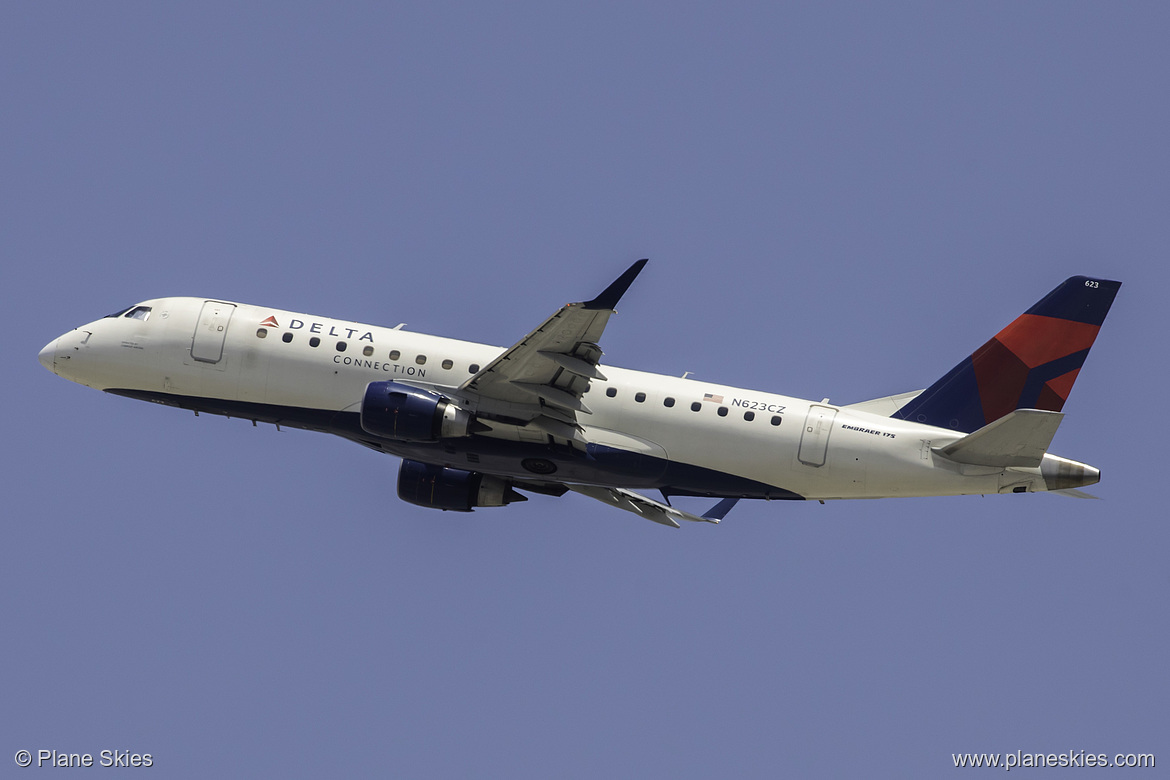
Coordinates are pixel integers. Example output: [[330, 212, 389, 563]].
[[567, 485, 736, 528], [454, 259, 647, 439]]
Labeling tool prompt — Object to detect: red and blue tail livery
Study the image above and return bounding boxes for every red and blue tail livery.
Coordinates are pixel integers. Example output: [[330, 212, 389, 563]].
[[893, 276, 1121, 433]]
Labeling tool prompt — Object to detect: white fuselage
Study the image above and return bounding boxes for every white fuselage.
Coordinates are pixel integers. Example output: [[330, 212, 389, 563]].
[[41, 296, 1083, 501]]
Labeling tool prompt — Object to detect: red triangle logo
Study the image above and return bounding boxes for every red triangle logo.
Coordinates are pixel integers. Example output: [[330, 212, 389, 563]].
[[260, 315, 279, 328]]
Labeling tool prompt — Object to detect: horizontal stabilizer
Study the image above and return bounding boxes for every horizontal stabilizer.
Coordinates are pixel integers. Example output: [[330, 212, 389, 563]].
[[1052, 488, 1099, 499], [844, 389, 923, 416], [934, 408, 1064, 468]]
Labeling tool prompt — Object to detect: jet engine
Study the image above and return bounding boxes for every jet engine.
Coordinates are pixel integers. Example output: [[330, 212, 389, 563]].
[[397, 459, 527, 512], [360, 381, 473, 442]]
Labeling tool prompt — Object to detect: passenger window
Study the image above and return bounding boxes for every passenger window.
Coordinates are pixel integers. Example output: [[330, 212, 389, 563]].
[[664, 397, 675, 408], [282, 332, 294, 343], [606, 387, 617, 398], [635, 392, 646, 403], [744, 411, 755, 422], [717, 407, 728, 417], [441, 359, 453, 370], [415, 355, 427, 365], [771, 415, 782, 426], [309, 337, 321, 348], [363, 346, 374, 356], [469, 363, 480, 373], [256, 328, 268, 338], [389, 350, 400, 360], [336, 341, 347, 352], [691, 402, 702, 412]]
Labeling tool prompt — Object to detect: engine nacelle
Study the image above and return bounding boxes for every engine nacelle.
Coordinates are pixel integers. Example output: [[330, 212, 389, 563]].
[[397, 459, 527, 512], [360, 381, 472, 442]]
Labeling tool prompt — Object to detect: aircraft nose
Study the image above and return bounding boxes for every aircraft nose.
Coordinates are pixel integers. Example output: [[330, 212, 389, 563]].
[[38, 339, 57, 374]]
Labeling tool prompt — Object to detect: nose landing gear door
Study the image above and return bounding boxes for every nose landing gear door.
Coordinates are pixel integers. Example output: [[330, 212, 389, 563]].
[[191, 301, 236, 364]]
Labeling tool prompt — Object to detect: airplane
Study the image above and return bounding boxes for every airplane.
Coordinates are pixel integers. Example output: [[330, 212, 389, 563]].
[[38, 261, 1120, 528]]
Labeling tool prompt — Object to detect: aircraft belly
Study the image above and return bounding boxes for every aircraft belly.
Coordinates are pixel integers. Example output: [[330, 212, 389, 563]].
[[394, 443, 667, 489]]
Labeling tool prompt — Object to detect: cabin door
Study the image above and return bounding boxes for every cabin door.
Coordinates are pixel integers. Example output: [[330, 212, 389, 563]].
[[191, 301, 236, 363], [798, 405, 837, 467]]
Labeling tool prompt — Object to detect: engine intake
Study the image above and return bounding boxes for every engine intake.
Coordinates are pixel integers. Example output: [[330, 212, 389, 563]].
[[397, 459, 527, 512], [360, 381, 472, 442]]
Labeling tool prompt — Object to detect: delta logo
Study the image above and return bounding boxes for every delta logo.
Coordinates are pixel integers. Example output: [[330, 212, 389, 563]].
[[259, 314, 377, 342]]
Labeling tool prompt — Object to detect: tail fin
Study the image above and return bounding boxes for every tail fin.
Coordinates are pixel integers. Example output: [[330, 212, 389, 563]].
[[893, 276, 1121, 432]]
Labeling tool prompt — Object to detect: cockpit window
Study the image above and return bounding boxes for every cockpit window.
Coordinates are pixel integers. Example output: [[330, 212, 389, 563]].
[[105, 305, 152, 320]]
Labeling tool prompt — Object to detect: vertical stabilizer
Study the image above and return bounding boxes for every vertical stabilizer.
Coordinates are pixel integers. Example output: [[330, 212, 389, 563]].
[[893, 276, 1120, 432]]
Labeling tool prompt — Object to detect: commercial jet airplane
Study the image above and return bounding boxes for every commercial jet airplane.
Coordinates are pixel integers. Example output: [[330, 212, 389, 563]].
[[39, 261, 1120, 527]]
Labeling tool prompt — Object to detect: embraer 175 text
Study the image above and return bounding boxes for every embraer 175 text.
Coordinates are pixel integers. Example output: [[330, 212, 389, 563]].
[[39, 262, 1120, 527]]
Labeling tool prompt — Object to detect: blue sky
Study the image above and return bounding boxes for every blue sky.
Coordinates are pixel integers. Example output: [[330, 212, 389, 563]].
[[3, 3, 1166, 777]]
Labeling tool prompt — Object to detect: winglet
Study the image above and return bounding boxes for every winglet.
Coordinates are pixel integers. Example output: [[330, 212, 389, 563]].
[[702, 497, 740, 521], [583, 259, 648, 311]]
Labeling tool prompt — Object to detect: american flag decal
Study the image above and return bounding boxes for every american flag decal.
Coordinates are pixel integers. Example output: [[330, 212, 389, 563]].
[[703, 393, 724, 403]]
